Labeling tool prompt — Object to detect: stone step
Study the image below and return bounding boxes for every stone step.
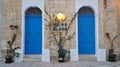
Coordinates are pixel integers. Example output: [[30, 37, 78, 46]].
[[79, 55, 97, 61], [24, 55, 41, 62]]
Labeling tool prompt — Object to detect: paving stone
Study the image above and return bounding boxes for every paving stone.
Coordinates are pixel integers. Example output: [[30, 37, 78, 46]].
[[29, 62, 43, 67], [14, 62, 24, 67], [45, 63, 54, 67], [1, 63, 14, 67], [18, 62, 33, 67], [0, 61, 120, 67]]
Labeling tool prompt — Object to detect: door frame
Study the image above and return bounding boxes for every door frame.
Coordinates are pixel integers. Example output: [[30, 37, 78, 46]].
[[23, 7, 43, 55], [22, 0, 45, 61], [78, 13, 95, 54], [25, 14, 42, 54], [76, 5, 99, 57]]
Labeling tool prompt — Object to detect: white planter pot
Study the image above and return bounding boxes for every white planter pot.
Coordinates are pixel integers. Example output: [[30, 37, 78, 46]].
[[15, 49, 22, 62]]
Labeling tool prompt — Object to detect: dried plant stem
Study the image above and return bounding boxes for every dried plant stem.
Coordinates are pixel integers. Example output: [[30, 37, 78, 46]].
[[110, 33, 120, 49], [45, 6, 78, 47]]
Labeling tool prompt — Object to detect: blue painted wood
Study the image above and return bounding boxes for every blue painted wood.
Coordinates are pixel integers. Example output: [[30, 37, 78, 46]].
[[25, 15, 42, 54], [78, 14, 95, 54]]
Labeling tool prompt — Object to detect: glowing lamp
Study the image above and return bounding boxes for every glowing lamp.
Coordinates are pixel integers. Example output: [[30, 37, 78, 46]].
[[55, 13, 66, 22]]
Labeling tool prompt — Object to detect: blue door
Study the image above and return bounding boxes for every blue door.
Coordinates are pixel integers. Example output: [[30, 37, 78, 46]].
[[25, 15, 42, 54], [78, 14, 95, 54]]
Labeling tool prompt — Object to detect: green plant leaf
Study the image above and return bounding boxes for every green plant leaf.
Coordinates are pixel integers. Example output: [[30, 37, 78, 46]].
[[7, 40, 11, 45], [58, 48, 67, 57], [13, 47, 20, 51], [14, 25, 19, 29], [15, 53, 20, 57]]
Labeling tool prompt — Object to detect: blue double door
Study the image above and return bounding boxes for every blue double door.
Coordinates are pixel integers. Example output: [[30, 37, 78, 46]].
[[78, 14, 95, 54], [25, 15, 42, 54]]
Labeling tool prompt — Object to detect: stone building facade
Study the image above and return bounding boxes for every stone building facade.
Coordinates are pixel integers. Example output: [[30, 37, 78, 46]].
[[0, 0, 120, 62], [0, 0, 2, 62], [99, 0, 120, 54]]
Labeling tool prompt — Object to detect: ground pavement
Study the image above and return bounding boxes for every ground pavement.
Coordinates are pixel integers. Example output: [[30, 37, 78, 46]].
[[0, 61, 120, 67]]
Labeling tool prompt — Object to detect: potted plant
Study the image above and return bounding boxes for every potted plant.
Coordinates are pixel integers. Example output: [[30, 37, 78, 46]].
[[5, 25, 20, 63], [105, 32, 120, 62], [5, 50, 14, 63], [45, 6, 78, 62], [58, 46, 67, 62]]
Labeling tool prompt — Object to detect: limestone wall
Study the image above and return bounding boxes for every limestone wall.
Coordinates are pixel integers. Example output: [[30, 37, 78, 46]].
[[1, 0, 120, 61], [2, 0, 21, 59], [115, 0, 120, 54], [98, 0, 106, 49], [45, 0, 76, 56], [116, 0, 120, 32], [0, 0, 2, 62], [98, 0, 120, 54]]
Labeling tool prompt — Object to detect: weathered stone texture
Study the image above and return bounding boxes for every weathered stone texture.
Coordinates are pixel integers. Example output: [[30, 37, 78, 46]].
[[2, 0, 21, 58], [45, 0, 76, 56], [1, 0, 120, 60], [98, 0, 106, 49], [115, 0, 120, 54], [99, 0, 120, 54], [117, 0, 120, 32]]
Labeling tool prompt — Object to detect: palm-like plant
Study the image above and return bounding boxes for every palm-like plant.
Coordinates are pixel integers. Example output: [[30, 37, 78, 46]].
[[45, 6, 78, 59], [105, 32, 120, 62], [5, 25, 20, 63], [105, 32, 120, 49]]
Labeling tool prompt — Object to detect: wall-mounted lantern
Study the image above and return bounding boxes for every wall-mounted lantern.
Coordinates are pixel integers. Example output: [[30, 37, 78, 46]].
[[53, 13, 68, 31], [55, 13, 66, 22]]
